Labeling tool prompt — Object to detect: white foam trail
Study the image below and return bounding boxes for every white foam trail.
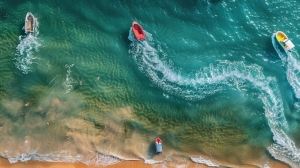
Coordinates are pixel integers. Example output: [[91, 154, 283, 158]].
[[15, 17, 40, 74], [272, 33, 300, 99], [271, 34, 300, 166], [191, 157, 219, 167], [15, 34, 41, 74], [286, 51, 300, 99], [129, 30, 300, 167], [62, 64, 75, 93]]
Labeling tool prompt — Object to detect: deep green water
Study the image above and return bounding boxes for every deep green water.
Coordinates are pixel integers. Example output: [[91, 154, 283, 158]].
[[1, 0, 300, 167]]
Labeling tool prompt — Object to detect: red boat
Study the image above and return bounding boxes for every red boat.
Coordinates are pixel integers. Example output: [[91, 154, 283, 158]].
[[132, 20, 146, 41], [155, 137, 162, 153]]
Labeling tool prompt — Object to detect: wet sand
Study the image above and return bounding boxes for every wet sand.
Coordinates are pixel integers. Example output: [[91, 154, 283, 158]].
[[0, 158, 290, 168], [0, 158, 200, 168]]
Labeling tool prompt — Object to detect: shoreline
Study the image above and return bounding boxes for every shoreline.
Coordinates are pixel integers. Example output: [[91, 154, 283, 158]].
[[0, 158, 203, 168], [0, 158, 290, 168]]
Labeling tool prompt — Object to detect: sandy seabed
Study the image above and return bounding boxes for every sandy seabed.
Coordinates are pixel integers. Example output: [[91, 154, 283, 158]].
[[0, 158, 290, 168]]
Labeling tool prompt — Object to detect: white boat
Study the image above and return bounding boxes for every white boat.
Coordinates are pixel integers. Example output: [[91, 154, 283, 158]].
[[25, 12, 35, 34], [275, 31, 295, 52]]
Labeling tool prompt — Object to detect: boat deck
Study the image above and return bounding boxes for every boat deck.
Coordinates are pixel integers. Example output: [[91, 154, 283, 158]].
[[133, 24, 143, 34], [26, 15, 33, 32], [276, 32, 287, 42]]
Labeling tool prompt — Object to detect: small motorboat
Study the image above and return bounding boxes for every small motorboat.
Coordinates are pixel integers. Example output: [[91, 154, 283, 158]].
[[275, 31, 295, 52], [25, 12, 35, 34], [132, 20, 146, 41], [155, 137, 162, 153]]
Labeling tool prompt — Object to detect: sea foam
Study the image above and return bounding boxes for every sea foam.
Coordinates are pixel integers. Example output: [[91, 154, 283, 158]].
[[15, 34, 41, 74], [191, 156, 219, 167], [3, 150, 121, 166], [15, 18, 40, 74], [62, 64, 75, 93], [271, 34, 300, 166]]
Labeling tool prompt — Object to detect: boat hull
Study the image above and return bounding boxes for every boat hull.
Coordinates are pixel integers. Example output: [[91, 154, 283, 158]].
[[275, 31, 295, 52], [155, 138, 162, 153], [25, 12, 35, 34], [132, 21, 146, 41]]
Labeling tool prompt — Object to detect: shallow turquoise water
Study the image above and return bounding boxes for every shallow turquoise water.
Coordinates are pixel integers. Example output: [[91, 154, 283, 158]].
[[0, 0, 300, 167]]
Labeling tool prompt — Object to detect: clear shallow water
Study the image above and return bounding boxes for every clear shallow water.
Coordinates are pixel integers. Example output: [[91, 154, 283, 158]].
[[1, 0, 300, 167]]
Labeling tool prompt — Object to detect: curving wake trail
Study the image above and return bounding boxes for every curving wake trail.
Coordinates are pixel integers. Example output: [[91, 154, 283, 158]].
[[129, 29, 300, 167]]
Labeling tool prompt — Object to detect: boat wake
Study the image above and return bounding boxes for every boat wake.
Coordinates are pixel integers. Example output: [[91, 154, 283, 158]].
[[272, 33, 300, 99], [15, 19, 40, 74], [129, 29, 300, 167], [270, 34, 300, 167], [286, 50, 300, 99], [62, 64, 75, 94]]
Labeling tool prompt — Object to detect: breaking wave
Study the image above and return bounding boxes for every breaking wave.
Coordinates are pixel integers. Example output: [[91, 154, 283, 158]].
[[0, 135, 121, 166], [3, 150, 121, 166], [191, 156, 219, 167]]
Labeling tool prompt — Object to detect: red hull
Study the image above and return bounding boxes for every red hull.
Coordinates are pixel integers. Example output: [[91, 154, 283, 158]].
[[132, 20, 146, 41]]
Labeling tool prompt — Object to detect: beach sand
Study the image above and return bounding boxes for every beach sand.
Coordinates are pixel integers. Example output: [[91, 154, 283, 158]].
[[0, 158, 290, 168]]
